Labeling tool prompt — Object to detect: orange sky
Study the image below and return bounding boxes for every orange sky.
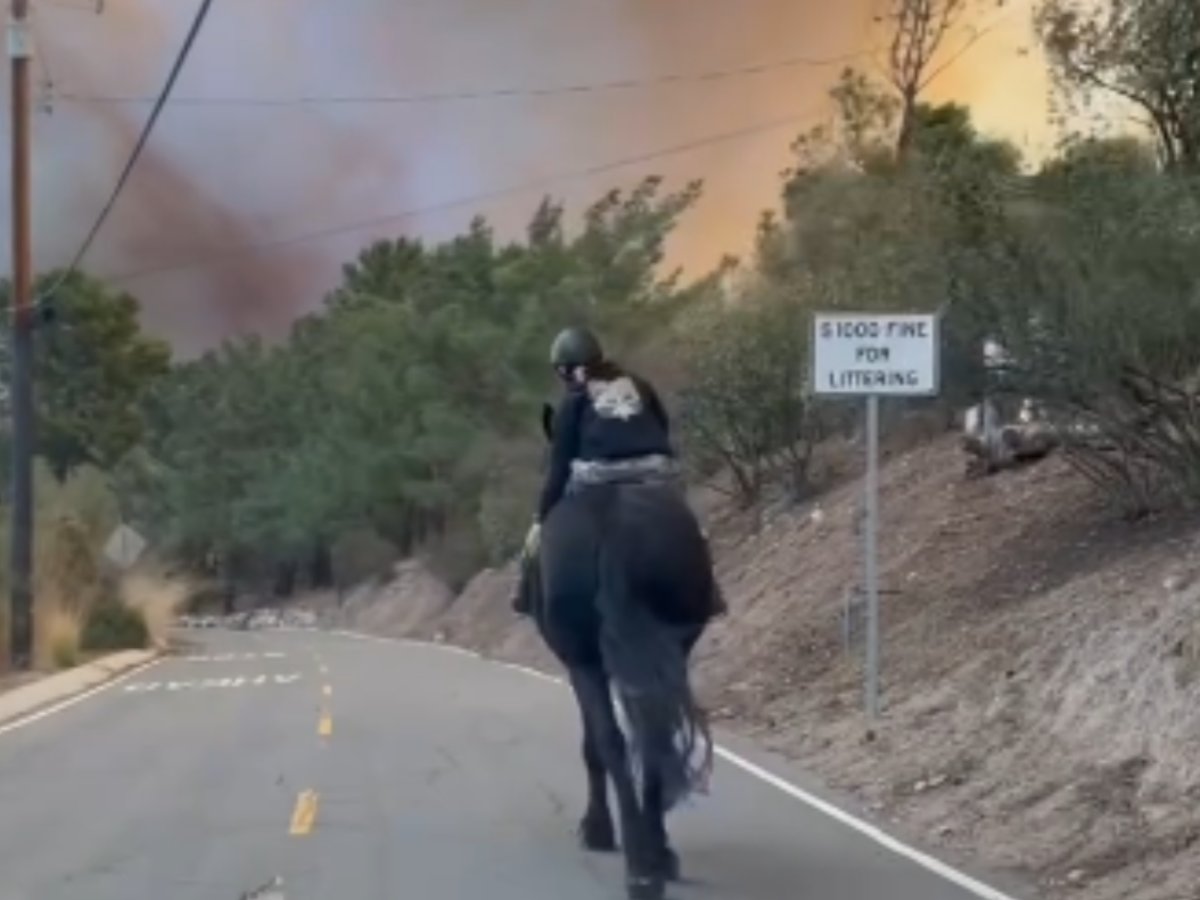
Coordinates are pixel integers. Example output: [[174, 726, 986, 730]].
[[0, 0, 1050, 354]]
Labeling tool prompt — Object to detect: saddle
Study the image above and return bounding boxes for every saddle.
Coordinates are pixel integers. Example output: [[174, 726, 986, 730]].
[[511, 496, 727, 621]]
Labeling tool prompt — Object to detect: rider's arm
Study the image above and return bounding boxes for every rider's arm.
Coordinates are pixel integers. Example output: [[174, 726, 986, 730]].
[[537, 390, 585, 522]]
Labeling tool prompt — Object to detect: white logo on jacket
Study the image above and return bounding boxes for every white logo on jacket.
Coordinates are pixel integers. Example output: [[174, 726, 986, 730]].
[[587, 376, 642, 421]]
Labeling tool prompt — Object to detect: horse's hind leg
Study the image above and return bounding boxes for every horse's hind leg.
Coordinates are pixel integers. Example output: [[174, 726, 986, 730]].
[[642, 775, 680, 882], [576, 690, 616, 852], [642, 623, 705, 882], [632, 701, 678, 880], [569, 666, 662, 900]]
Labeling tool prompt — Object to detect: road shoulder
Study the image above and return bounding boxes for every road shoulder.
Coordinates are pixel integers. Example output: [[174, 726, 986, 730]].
[[0, 649, 158, 729]]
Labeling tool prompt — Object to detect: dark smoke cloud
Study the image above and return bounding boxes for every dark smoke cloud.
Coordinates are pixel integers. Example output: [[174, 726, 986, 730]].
[[0, 0, 1045, 355]]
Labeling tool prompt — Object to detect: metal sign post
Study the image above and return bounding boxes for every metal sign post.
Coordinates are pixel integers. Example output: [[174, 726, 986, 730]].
[[864, 393, 881, 718], [812, 313, 940, 719]]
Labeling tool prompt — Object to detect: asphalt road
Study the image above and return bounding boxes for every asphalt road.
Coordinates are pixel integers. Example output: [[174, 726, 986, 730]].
[[0, 628, 1022, 900]]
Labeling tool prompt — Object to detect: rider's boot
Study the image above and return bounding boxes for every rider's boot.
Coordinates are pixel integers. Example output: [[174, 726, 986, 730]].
[[511, 553, 535, 616]]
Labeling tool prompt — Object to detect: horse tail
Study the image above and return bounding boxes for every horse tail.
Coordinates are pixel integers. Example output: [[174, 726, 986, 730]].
[[596, 504, 713, 812]]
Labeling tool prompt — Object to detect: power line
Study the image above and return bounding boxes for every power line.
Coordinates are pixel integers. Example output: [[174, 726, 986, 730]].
[[57, 47, 874, 109], [39, 0, 215, 302], [108, 106, 828, 284], [66, 0, 214, 271], [919, 7, 1022, 92]]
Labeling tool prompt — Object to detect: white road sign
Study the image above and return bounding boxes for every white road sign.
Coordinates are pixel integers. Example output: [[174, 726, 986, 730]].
[[810, 310, 941, 718], [104, 523, 146, 569], [812, 313, 940, 397]]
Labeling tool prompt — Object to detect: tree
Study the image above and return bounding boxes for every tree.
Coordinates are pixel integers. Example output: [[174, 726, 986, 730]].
[[786, 68, 900, 180], [1037, 0, 1200, 172], [0, 270, 170, 481], [126, 178, 707, 592], [770, 88, 1025, 420], [883, 0, 976, 155], [677, 279, 834, 506], [994, 140, 1200, 513], [1036, 134, 1159, 182], [908, 102, 1022, 174]]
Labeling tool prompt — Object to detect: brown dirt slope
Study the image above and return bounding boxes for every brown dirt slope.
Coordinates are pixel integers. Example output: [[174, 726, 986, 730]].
[[318, 436, 1200, 900]]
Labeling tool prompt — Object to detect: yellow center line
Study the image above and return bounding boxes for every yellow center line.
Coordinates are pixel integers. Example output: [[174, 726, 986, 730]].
[[318, 711, 333, 737], [289, 790, 319, 836]]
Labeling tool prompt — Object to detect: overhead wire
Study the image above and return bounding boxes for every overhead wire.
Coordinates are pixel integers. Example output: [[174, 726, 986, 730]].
[[107, 105, 830, 284], [36, 0, 216, 305], [56, 47, 876, 108]]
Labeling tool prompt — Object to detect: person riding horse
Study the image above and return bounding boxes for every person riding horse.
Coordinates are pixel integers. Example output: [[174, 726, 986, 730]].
[[514, 326, 682, 614], [514, 327, 725, 900]]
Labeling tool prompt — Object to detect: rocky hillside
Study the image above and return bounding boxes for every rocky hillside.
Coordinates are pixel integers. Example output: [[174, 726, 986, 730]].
[[301, 435, 1200, 900]]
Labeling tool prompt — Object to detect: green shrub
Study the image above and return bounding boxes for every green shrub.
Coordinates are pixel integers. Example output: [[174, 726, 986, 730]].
[[81, 602, 148, 651]]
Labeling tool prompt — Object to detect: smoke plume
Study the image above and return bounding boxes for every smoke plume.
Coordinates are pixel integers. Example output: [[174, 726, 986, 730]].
[[0, 0, 1047, 355]]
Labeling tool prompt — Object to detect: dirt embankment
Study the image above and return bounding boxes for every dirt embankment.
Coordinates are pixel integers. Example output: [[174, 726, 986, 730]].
[[309, 436, 1200, 900]]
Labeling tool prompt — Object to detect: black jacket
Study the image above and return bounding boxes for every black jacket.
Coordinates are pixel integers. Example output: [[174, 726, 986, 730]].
[[537, 372, 672, 522]]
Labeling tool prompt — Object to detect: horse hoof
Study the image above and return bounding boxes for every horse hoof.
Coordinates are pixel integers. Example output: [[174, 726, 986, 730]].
[[658, 848, 681, 882], [626, 874, 665, 900], [577, 816, 617, 853]]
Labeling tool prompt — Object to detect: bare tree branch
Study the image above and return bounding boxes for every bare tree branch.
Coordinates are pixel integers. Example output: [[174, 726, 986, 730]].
[[1037, 0, 1200, 172], [885, 0, 974, 154]]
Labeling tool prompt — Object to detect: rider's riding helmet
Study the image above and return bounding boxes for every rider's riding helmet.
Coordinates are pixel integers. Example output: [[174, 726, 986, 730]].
[[549, 326, 604, 372]]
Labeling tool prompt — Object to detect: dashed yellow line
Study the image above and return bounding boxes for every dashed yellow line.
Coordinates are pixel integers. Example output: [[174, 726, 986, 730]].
[[318, 712, 333, 737], [289, 790, 319, 836]]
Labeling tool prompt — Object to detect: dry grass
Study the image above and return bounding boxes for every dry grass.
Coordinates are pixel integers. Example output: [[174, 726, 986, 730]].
[[118, 568, 190, 650], [34, 603, 83, 670], [1046, 578, 1200, 793], [0, 463, 120, 668], [27, 510, 107, 671], [0, 466, 191, 672], [0, 464, 163, 671]]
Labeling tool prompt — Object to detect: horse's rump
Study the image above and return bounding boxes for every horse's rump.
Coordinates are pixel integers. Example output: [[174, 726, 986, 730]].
[[538, 482, 717, 652], [606, 482, 717, 628], [541, 481, 716, 811]]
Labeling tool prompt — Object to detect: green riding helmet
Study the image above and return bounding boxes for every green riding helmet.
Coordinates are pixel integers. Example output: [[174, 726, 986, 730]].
[[549, 326, 604, 369]]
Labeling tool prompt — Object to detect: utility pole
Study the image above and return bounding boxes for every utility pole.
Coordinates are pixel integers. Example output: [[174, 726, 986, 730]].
[[8, 0, 34, 669]]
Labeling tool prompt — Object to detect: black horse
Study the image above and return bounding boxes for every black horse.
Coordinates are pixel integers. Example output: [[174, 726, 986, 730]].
[[517, 403, 720, 900]]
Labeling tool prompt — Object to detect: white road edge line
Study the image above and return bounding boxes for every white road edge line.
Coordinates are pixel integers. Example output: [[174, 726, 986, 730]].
[[331, 629, 481, 659], [497, 661, 566, 686], [710, 747, 1020, 900], [329, 628, 1022, 900], [0, 657, 163, 737]]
